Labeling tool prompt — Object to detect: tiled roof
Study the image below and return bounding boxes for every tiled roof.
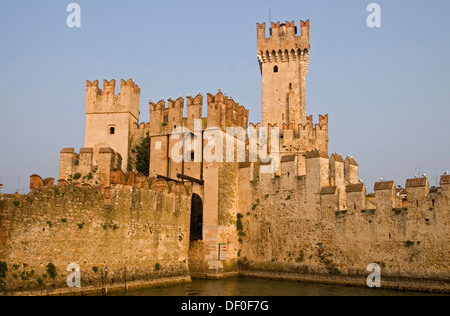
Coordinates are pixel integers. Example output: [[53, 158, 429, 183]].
[[320, 186, 337, 195], [345, 157, 359, 166], [281, 155, 296, 162], [406, 178, 428, 188], [441, 175, 450, 185], [346, 183, 365, 193], [305, 151, 328, 159], [374, 181, 394, 191]]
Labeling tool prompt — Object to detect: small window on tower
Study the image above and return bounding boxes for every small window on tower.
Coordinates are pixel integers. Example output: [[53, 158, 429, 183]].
[[110, 127, 115, 135], [274, 66, 279, 73]]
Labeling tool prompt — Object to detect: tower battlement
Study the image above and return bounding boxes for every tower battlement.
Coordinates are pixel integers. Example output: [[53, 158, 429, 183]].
[[257, 20, 310, 65], [85, 79, 140, 120], [249, 114, 329, 155], [149, 91, 249, 135]]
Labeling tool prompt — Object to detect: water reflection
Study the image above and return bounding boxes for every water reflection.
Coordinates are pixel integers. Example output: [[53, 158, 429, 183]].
[[108, 278, 441, 297]]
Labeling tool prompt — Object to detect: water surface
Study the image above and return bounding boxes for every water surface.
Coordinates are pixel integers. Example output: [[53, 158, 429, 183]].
[[110, 277, 442, 296]]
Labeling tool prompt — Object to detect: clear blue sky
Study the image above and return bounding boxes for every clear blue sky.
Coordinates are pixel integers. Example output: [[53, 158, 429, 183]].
[[0, 0, 449, 193]]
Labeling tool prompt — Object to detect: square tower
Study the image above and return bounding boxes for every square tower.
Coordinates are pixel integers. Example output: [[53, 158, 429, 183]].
[[257, 21, 310, 131], [84, 79, 141, 172]]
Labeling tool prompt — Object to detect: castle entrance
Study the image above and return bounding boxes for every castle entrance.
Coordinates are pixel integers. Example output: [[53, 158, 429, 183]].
[[190, 194, 203, 240]]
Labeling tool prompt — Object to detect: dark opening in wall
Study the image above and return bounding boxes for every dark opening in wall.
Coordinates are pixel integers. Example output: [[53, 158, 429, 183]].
[[110, 127, 115, 135], [190, 194, 203, 241], [274, 65, 279, 73]]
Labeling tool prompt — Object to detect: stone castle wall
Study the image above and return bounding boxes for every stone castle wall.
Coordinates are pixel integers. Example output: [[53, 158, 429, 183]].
[[236, 154, 450, 292], [0, 179, 191, 295]]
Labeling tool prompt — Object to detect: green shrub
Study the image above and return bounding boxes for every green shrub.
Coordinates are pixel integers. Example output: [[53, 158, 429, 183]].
[[0, 262, 7, 278], [329, 267, 341, 275], [295, 251, 305, 263], [46, 263, 57, 279], [133, 132, 150, 176], [393, 208, 406, 215], [236, 214, 244, 231]]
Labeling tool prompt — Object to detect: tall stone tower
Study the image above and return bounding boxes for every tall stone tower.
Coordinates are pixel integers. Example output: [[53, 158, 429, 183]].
[[84, 79, 141, 172], [257, 21, 310, 131]]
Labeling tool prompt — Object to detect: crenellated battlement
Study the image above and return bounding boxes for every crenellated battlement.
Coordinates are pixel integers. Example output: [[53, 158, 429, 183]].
[[249, 114, 329, 155], [241, 149, 449, 223], [257, 20, 310, 65], [85, 78, 140, 120], [149, 91, 249, 135]]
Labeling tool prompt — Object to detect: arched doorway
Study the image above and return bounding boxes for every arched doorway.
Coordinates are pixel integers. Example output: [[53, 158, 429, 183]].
[[190, 194, 203, 241]]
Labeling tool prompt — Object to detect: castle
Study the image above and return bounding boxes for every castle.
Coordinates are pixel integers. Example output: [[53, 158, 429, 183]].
[[0, 20, 448, 295]]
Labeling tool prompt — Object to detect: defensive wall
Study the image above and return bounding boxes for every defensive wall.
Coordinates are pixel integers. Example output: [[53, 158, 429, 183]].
[[0, 174, 192, 295], [236, 151, 450, 292]]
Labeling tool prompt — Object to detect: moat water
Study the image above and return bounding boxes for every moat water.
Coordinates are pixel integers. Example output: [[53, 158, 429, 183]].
[[107, 277, 441, 296]]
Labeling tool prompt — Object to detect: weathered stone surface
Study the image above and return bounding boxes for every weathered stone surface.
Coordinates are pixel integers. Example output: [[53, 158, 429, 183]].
[[0, 186, 191, 295]]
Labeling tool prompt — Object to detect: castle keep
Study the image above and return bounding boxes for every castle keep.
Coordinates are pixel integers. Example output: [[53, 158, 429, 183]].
[[0, 20, 448, 295]]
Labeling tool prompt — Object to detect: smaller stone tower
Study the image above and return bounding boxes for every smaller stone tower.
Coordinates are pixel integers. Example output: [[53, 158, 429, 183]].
[[84, 79, 141, 172]]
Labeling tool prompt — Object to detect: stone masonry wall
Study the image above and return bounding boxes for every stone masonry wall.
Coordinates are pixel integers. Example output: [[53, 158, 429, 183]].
[[0, 183, 191, 295], [237, 160, 450, 293]]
